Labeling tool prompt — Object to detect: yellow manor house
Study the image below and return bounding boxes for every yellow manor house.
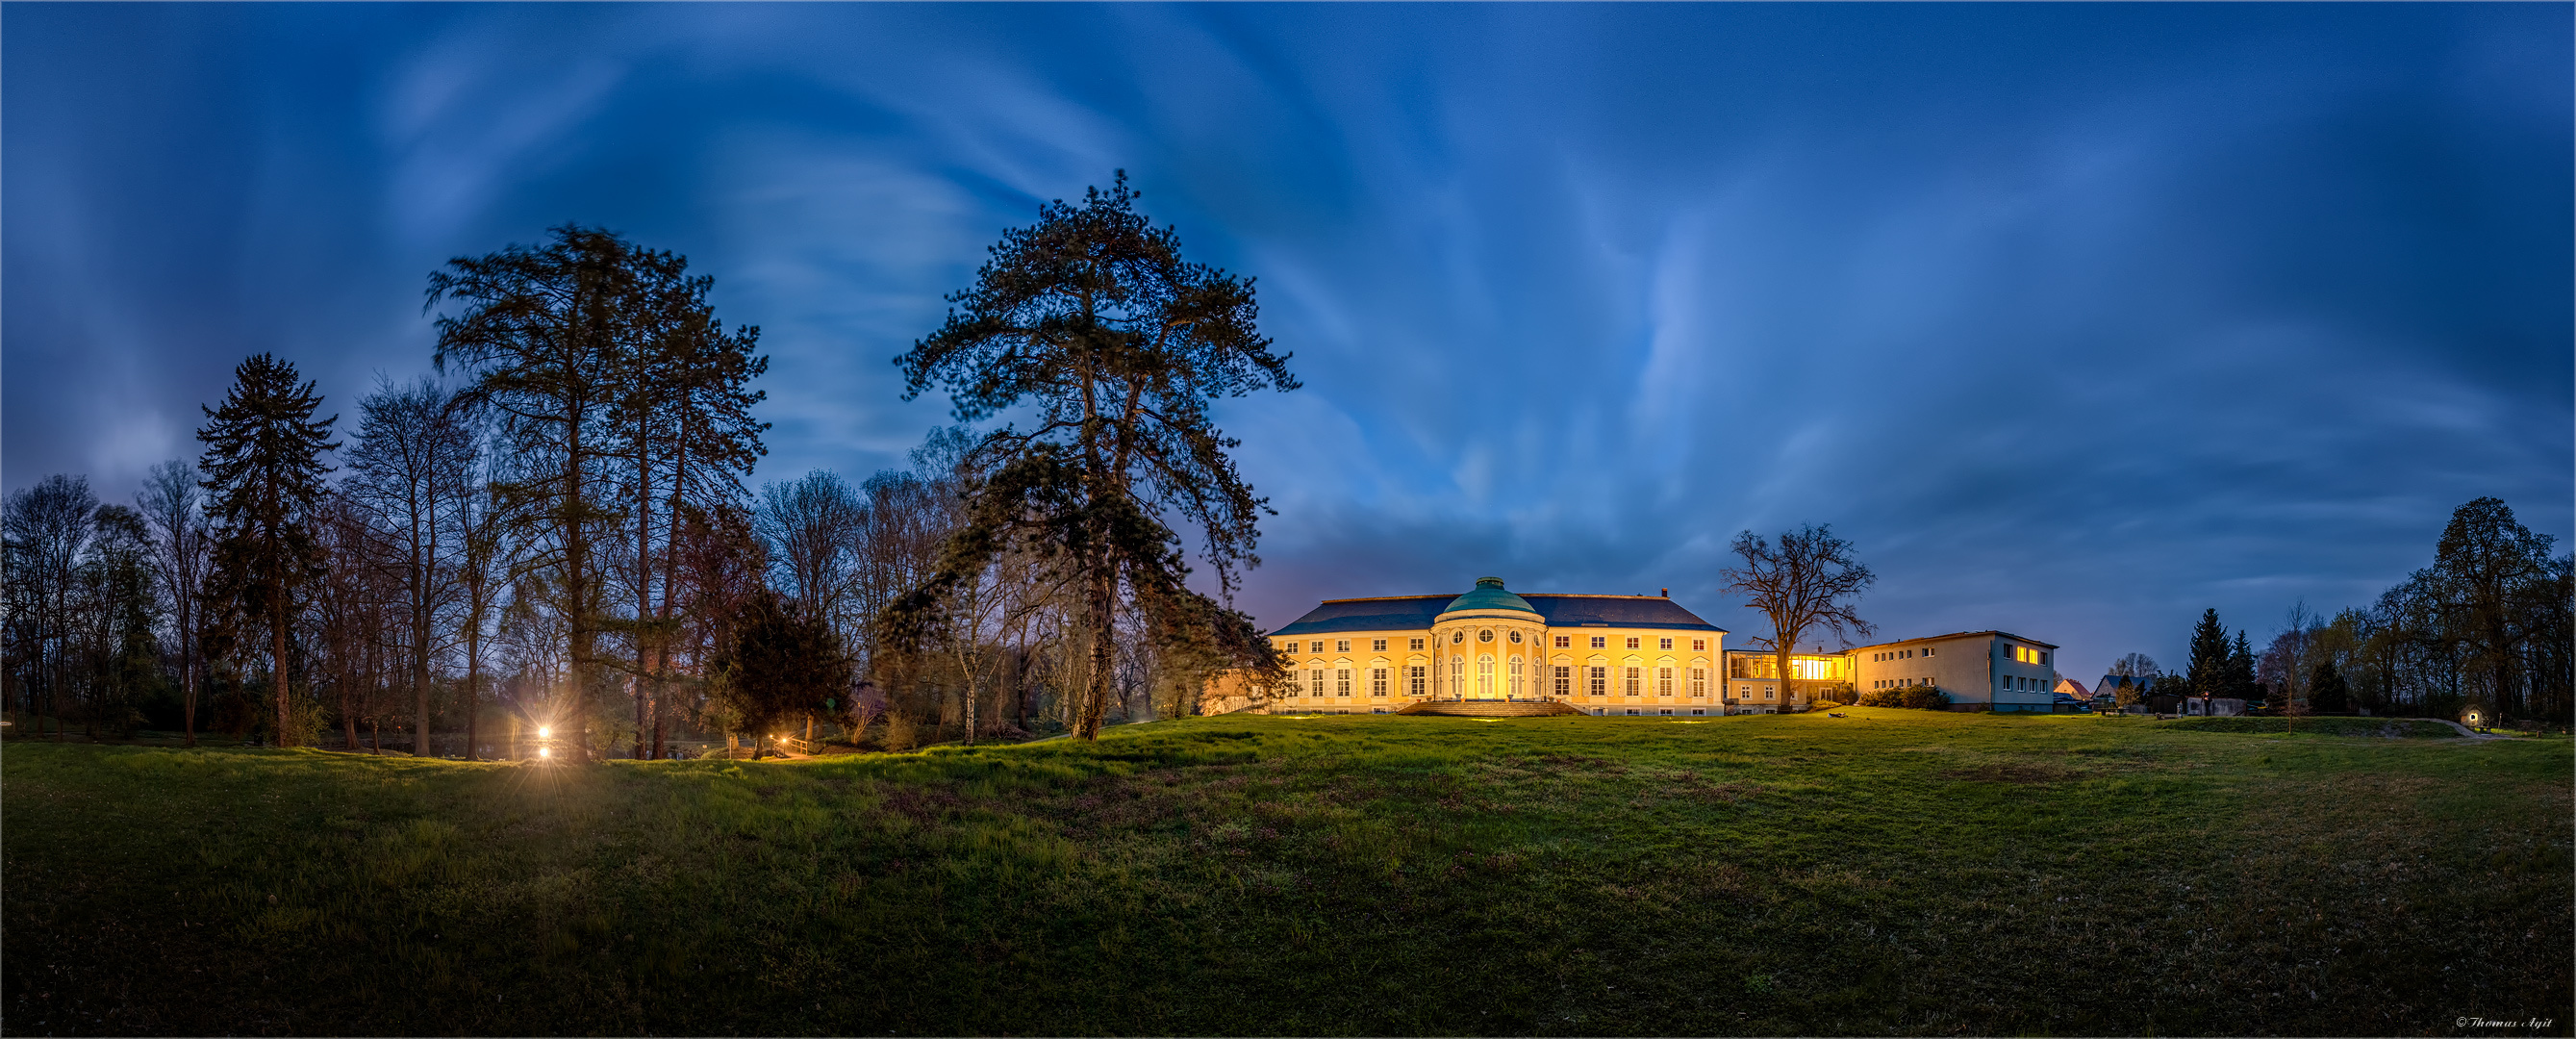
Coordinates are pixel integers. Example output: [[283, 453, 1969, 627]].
[[1265, 576, 1730, 717], [1254, 577, 2064, 717]]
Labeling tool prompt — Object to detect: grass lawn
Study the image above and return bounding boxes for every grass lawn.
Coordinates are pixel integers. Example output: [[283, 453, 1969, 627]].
[[5, 708, 2567, 1036]]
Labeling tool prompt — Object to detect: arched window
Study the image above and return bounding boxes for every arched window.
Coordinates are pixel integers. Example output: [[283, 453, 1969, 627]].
[[1507, 656, 1524, 697], [1450, 657, 1464, 697]]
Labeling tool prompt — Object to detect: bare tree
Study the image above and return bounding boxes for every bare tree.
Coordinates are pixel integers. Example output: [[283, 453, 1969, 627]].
[[5, 475, 99, 737], [758, 470, 866, 639], [346, 377, 475, 756], [1720, 523, 1876, 713], [453, 452, 513, 760], [138, 462, 215, 746]]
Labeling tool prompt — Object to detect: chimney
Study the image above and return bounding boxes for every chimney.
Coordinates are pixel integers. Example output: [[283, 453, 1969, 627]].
[[1660, 588, 1669, 597]]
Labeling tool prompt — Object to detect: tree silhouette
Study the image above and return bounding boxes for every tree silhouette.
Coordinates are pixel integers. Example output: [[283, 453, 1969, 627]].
[[711, 589, 849, 759], [198, 353, 338, 746], [1721, 523, 1875, 712], [888, 173, 1295, 740]]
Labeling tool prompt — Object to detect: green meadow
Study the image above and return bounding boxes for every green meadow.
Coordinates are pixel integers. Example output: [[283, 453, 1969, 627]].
[[5, 709, 2567, 1036]]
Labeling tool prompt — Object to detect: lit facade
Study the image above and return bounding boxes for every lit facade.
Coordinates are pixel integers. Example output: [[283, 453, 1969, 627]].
[[1245, 576, 2068, 717], [1261, 577, 1734, 717]]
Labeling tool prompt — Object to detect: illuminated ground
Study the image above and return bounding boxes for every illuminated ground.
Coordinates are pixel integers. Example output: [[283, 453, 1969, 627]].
[[4, 709, 2567, 1035]]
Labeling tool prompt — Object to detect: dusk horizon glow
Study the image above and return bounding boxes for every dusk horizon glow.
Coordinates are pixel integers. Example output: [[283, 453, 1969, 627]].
[[7, 3, 2569, 678]]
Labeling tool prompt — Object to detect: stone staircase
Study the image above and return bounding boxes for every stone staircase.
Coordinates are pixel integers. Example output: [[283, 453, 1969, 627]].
[[1395, 698, 1584, 719]]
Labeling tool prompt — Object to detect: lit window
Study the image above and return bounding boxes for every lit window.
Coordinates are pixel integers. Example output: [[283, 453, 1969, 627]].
[[1554, 636, 1570, 648], [1627, 637, 1641, 649], [1659, 638, 1673, 650], [1372, 639, 1386, 651], [1371, 668, 1388, 697], [1336, 669, 1351, 697], [1625, 667, 1642, 697], [1589, 667, 1607, 697], [1657, 667, 1674, 697], [1553, 667, 1571, 697], [1590, 636, 1606, 648]]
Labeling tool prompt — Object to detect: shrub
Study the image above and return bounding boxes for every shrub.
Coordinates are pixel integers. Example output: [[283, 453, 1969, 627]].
[[1856, 686, 1952, 710], [882, 711, 917, 752]]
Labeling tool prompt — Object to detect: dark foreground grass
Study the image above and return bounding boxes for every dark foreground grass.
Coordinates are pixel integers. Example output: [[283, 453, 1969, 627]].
[[5, 709, 2567, 1036]]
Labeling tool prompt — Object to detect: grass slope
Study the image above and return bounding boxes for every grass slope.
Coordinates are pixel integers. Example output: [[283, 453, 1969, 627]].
[[5, 709, 2567, 1036]]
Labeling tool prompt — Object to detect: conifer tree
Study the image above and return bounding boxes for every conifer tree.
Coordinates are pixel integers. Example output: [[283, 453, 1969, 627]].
[[428, 226, 637, 758], [887, 173, 1294, 740], [2183, 607, 2229, 712], [198, 354, 339, 746], [2228, 630, 2258, 704]]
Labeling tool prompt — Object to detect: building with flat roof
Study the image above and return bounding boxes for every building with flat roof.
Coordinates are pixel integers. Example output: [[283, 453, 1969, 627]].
[[1848, 630, 2060, 713]]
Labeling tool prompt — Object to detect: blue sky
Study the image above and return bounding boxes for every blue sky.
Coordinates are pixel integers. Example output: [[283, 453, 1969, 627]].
[[7, 3, 2568, 676]]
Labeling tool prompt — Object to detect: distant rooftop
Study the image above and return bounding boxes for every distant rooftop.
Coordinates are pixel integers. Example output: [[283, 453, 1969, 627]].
[[1845, 629, 2059, 652]]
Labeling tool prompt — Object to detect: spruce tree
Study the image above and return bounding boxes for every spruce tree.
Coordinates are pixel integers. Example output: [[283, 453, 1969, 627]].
[[2184, 607, 2229, 710], [198, 354, 339, 746], [2228, 630, 2259, 704]]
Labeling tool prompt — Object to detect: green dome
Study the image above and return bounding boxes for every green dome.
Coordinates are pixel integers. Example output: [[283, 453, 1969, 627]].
[[1440, 576, 1537, 618]]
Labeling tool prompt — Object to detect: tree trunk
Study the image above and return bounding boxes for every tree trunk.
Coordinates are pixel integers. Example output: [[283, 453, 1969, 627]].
[[1078, 564, 1117, 741], [1774, 643, 1797, 714], [181, 601, 197, 748], [464, 632, 481, 761], [273, 577, 291, 748]]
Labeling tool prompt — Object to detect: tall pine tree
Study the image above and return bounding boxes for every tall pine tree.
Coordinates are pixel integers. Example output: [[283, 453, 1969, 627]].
[[198, 354, 339, 746], [888, 173, 1294, 740]]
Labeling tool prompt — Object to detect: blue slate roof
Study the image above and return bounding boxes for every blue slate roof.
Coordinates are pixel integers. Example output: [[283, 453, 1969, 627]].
[[1272, 593, 1728, 637]]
